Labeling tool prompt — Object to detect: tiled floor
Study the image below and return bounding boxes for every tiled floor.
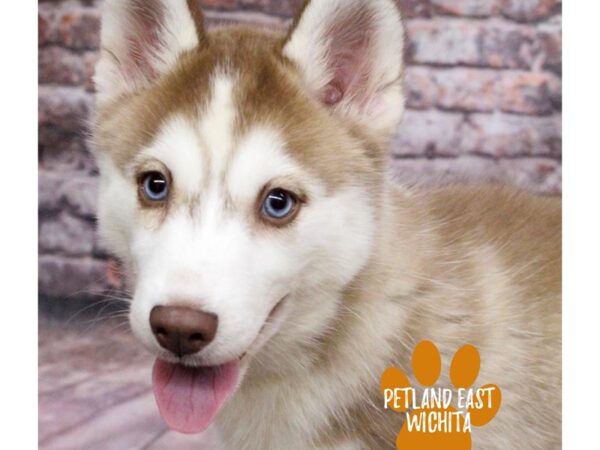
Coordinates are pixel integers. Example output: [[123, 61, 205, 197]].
[[39, 317, 222, 450]]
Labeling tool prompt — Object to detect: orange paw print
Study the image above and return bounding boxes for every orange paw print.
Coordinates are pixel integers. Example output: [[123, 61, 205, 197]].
[[380, 341, 501, 450]]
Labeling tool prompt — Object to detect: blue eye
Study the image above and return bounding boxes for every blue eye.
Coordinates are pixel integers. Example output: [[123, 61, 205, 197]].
[[262, 189, 297, 221], [142, 172, 169, 201]]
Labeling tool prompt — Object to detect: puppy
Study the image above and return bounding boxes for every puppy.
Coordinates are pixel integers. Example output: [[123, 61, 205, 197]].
[[92, 1, 561, 448]]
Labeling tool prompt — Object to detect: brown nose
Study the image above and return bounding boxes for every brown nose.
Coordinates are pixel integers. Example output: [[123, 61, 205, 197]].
[[150, 306, 218, 356]]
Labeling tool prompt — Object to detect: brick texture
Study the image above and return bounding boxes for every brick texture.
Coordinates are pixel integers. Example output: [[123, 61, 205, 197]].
[[38, 0, 562, 301]]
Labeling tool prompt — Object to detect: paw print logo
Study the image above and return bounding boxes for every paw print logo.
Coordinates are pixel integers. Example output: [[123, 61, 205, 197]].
[[380, 341, 502, 450]]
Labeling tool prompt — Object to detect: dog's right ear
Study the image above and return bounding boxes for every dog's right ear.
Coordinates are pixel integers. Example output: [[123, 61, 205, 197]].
[[95, 0, 206, 106]]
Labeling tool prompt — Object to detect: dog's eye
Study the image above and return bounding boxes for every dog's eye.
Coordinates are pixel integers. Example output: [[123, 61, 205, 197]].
[[262, 189, 297, 222], [142, 172, 169, 202]]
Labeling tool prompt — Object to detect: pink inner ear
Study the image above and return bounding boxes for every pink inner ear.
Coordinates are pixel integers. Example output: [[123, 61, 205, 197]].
[[321, 82, 344, 105], [122, 0, 166, 83], [126, 36, 161, 82], [319, 8, 375, 107]]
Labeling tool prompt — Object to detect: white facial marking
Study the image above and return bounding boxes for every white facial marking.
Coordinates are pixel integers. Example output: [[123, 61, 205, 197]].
[[123, 74, 307, 364], [228, 128, 314, 202], [201, 75, 236, 177], [142, 116, 204, 195]]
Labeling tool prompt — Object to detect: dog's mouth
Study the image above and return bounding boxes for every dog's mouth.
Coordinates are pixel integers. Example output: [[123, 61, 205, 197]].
[[152, 358, 240, 434], [151, 295, 288, 434]]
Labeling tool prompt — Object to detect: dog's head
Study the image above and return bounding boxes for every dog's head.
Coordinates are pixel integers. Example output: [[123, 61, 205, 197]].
[[93, 0, 404, 434]]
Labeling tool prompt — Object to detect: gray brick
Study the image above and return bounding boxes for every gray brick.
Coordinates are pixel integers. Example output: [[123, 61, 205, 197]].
[[501, 0, 560, 22], [39, 213, 96, 257], [39, 86, 93, 135], [393, 110, 561, 158], [39, 46, 85, 86], [406, 18, 554, 70], [405, 67, 561, 115], [38, 172, 99, 218], [38, 255, 111, 299], [390, 156, 561, 195]]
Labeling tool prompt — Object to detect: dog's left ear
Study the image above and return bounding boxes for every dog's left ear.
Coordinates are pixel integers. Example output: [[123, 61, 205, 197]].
[[283, 0, 405, 139]]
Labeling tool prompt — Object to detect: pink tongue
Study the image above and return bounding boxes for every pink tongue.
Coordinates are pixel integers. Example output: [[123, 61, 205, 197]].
[[152, 359, 239, 434]]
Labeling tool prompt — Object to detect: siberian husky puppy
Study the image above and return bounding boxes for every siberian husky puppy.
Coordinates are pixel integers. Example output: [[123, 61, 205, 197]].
[[92, 0, 561, 448]]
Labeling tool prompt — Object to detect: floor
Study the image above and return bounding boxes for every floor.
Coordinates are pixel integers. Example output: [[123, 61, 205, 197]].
[[39, 315, 222, 450]]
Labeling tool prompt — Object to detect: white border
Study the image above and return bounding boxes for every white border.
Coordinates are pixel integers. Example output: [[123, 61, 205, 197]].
[[0, 1, 593, 449], [0, 0, 38, 448], [563, 1, 600, 448]]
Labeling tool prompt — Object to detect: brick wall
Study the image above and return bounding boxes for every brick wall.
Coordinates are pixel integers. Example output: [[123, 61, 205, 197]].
[[38, 0, 562, 303]]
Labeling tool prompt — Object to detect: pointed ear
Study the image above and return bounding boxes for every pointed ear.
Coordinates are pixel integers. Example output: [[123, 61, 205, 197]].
[[283, 0, 405, 139], [95, 0, 206, 105]]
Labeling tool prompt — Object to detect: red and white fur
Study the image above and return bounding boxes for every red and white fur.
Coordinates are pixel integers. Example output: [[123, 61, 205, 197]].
[[93, 1, 561, 449]]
